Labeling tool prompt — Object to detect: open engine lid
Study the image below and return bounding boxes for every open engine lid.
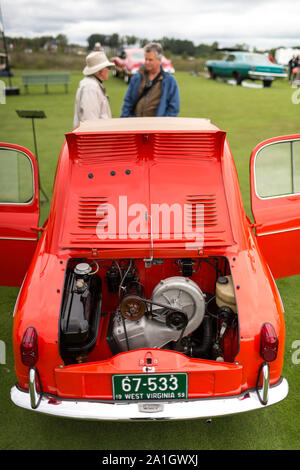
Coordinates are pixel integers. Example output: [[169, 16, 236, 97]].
[[59, 118, 234, 254]]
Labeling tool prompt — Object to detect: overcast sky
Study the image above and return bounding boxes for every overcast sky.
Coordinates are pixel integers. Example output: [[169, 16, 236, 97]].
[[1, 0, 300, 50]]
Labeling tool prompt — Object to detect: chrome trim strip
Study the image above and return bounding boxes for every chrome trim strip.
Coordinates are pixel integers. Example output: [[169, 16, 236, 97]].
[[0, 237, 37, 241], [248, 71, 287, 78], [256, 363, 270, 405], [257, 226, 300, 237], [29, 368, 38, 409], [262, 363, 270, 404], [29, 368, 43, 409], [291, 141, 295, 193], [10, 377, 288, 421]]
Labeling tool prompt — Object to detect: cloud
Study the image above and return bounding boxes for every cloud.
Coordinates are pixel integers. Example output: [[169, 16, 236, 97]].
[[1, 0, 300, 48]]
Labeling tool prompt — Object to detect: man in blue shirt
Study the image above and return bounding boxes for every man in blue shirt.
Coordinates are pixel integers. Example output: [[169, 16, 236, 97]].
[[121, 43, 180, 117]]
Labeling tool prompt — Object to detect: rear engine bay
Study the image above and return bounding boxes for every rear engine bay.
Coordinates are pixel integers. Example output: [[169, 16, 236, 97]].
[[59, 257, 239, 365]]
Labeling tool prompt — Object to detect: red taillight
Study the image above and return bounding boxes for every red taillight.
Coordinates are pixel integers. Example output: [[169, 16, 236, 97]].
[[20, 327, 38, 367], [260, 323, 279, 362]]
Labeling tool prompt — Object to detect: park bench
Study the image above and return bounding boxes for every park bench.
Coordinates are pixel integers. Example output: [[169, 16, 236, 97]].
[[21, 73, 70, 94]]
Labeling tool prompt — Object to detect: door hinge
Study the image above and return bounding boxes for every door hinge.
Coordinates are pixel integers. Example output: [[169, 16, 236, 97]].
[[31, 226, 44, 233], [250, 223, 262, 229]]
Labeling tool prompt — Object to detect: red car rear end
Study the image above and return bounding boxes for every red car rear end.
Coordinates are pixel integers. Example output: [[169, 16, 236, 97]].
[[4, 118, 292, 420]]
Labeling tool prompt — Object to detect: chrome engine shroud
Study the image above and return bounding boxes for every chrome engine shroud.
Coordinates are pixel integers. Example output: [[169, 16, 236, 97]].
[[112, 276, 206, 352]]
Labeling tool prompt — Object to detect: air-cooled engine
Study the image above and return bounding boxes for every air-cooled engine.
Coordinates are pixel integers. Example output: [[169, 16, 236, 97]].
[[59, 257, 238, 364]]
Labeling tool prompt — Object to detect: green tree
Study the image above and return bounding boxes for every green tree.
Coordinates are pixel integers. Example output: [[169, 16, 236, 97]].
[[56, 34, 68, 52]]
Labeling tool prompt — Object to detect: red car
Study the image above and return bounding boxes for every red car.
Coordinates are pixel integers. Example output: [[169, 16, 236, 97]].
[[111, 48, 175, 83], [2, 117, 297, 421]]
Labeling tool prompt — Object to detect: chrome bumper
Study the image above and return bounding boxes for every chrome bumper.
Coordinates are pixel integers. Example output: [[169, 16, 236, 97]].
[[248, 71, 287, 79], [10, 366, 288, 421]]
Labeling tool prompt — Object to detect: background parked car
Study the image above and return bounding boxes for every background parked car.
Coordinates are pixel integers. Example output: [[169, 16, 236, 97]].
[[111, 48, 175, 83], [206, 51, 287, 87]]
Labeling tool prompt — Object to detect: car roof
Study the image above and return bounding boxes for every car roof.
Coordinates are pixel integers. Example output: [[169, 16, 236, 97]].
[[230, 52, 268, 59]]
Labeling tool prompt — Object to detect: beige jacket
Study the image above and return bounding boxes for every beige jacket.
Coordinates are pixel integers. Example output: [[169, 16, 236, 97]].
[[73, 75, 111, 128]]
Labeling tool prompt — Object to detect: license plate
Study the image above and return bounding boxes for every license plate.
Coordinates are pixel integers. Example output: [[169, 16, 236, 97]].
[[112, 373, 188, 401]]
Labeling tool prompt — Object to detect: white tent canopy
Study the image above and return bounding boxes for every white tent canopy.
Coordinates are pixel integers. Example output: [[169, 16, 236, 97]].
[[275, 48, 300, 65]]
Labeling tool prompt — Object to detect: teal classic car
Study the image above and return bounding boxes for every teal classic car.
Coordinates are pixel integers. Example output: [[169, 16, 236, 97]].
[[206, 52, 287, 87]]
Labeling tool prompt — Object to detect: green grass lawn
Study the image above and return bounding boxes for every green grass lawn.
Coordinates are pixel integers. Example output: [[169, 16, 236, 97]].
[[0, 70, 300, 450]]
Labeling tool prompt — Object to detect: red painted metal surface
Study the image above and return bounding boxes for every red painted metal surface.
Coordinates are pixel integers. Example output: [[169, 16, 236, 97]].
[[3, 119, 291, 413], [54, 350, 243, 399], [60, 129, 231, 251], [250, 134, 300, 278], [0, 143, 40, 286]]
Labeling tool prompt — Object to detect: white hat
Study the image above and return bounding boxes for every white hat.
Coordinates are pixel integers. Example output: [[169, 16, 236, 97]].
[[83, 51, 114, 76]]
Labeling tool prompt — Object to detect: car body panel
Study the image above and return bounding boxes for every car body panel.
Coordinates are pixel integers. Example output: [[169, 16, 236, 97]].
[[250, 134, 300, 278], [53, 350, 244, 399], [0, 143, 40, 286], [60, 122, 231, 251], [2, 117, 295, 420]]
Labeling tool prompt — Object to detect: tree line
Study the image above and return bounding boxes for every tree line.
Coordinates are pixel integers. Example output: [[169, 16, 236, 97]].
[[3, 32, 286, 57], [2, 32, 226, 57], [87, 33, 222, 57], [3, 33, 68, 52]]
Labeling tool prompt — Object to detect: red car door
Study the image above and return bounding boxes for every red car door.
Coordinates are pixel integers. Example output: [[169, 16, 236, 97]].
[[0, 143, 40, 286], [250, 134, 300, 278]]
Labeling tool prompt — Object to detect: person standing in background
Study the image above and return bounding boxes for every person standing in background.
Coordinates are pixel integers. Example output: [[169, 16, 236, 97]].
[[73, 50, 114, 128], [121, 42, 180, 118]]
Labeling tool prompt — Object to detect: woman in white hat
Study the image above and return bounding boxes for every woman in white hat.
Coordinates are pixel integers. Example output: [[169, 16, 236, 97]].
[[73, 51, 114, 128]]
